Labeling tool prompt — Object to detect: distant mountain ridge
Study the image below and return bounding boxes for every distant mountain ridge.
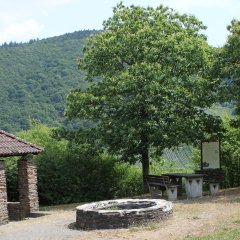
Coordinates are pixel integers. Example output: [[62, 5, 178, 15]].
[[0, 30, 97, 132]]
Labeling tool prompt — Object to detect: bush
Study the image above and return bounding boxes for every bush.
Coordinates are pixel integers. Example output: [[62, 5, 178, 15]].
[[5, 157, 19, 201], [18, 124, 71, 204], [63, 150, 120, 203], [5, 124, 144, 205], [221, 119, 240, 187], [113, 162, 143, 198]]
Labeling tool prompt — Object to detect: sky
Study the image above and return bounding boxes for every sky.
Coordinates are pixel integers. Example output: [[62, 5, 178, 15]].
[[0, 0, 239, 47]]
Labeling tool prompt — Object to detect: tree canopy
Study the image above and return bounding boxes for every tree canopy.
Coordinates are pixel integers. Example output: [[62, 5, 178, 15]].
[[66, 3, 223, 191], [219, 19, 240, 116]]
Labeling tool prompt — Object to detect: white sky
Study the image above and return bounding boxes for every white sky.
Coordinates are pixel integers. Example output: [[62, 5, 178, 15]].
[[0, 0, 239, 47]]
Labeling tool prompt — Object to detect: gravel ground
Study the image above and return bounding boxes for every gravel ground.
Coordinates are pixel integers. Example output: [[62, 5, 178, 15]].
[[0, 210, 80, 240], [0, 188, 240, 240]]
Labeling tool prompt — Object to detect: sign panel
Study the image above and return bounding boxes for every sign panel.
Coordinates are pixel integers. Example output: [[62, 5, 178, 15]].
[[201, 141, 220, 169]]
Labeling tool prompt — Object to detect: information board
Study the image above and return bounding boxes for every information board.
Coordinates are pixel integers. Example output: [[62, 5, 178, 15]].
[[201, 141, 220, 169]]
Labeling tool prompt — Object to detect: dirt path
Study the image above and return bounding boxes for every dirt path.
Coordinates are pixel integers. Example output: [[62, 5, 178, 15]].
[[0, 188, 239, 240]]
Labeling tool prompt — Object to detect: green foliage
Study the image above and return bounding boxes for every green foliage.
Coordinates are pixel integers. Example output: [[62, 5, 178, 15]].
[[150, 156, 194, 175], [208, 103, 236, 118], [0, 30, 96, 132], [5, 124, 143, 205], [66, 3, 223, 191], [18, 124, 71, 204], [191, 146, 201, 169], [113, 162, 143, 198], [221, 118, 240, 187], [218, 19, 240, 115], [5, 157, 19, 201]]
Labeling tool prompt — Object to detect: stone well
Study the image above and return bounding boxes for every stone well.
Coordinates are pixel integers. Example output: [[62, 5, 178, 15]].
[[76, 199, 173, 230]]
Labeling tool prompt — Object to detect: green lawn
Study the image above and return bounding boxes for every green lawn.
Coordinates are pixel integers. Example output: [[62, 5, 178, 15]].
[[39, 202, 80, 211], [187, 227, 240, 240]]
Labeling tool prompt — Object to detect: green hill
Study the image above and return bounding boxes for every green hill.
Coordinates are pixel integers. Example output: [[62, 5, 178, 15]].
[[0, 30, 97, 132], [0, 30, 235, 133]]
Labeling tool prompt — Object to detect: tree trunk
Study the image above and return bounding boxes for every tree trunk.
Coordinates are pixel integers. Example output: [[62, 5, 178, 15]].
[[139, 104, 150, 193], [141, 147, 150, 193]]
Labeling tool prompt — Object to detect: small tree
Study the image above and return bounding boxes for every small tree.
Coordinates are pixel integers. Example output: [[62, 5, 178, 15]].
[[66, 3, 222, 192]]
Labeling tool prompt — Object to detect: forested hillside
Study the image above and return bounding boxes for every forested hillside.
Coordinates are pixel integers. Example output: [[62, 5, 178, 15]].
[[0, 30, 97, 132]]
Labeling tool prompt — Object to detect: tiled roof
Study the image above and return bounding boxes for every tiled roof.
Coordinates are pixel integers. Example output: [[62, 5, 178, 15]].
[[0, 130, 43, 157]]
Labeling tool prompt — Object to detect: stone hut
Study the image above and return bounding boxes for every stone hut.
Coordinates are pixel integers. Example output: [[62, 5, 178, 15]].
[[0, 130, 43, 225]]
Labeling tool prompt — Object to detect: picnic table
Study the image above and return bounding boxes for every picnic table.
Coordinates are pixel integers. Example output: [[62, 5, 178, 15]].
[[162, 173, 206, 198]]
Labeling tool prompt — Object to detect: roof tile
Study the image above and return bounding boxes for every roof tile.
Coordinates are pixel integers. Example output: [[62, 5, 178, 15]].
[[0, 130, 43, 157]]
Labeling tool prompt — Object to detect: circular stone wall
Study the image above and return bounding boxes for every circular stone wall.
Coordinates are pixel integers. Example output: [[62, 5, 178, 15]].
[[76, 199, 173, 230]]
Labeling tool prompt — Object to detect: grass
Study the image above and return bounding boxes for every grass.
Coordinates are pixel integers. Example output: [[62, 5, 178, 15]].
[[144, 222, 161, 230], [233, 219, 240, 224], [129, 222, 161, 233], [186, 217, 240, 240], [39, 202, 80, 211], [186, 227, 240, 240]]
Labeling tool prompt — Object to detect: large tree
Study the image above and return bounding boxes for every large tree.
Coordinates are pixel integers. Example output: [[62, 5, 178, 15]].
[[219, 19, 240, 116], [66, 3, 222, 192]]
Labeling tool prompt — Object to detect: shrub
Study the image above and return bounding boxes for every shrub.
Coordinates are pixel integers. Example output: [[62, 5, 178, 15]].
[[5, 124, 144, 205], [221, 119, 240, 187], [5, 157, 18, 201], [113, 162, 143, 198]]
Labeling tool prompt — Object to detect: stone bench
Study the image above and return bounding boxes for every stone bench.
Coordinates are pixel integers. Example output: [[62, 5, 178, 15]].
[[146, 175, 178, 201], [195, 169, 225, 196]]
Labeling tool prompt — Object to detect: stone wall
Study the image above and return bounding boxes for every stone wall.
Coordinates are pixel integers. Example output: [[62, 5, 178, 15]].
[[18, 159, 39, 219], [0, 160, 8, 225], [76, 199, 173, 230], [7, 202, 21, 221]]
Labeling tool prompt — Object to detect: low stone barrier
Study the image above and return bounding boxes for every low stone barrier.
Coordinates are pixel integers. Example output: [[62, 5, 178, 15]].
[[76, 199, 173, 230], [7, 202, 21, 221]]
